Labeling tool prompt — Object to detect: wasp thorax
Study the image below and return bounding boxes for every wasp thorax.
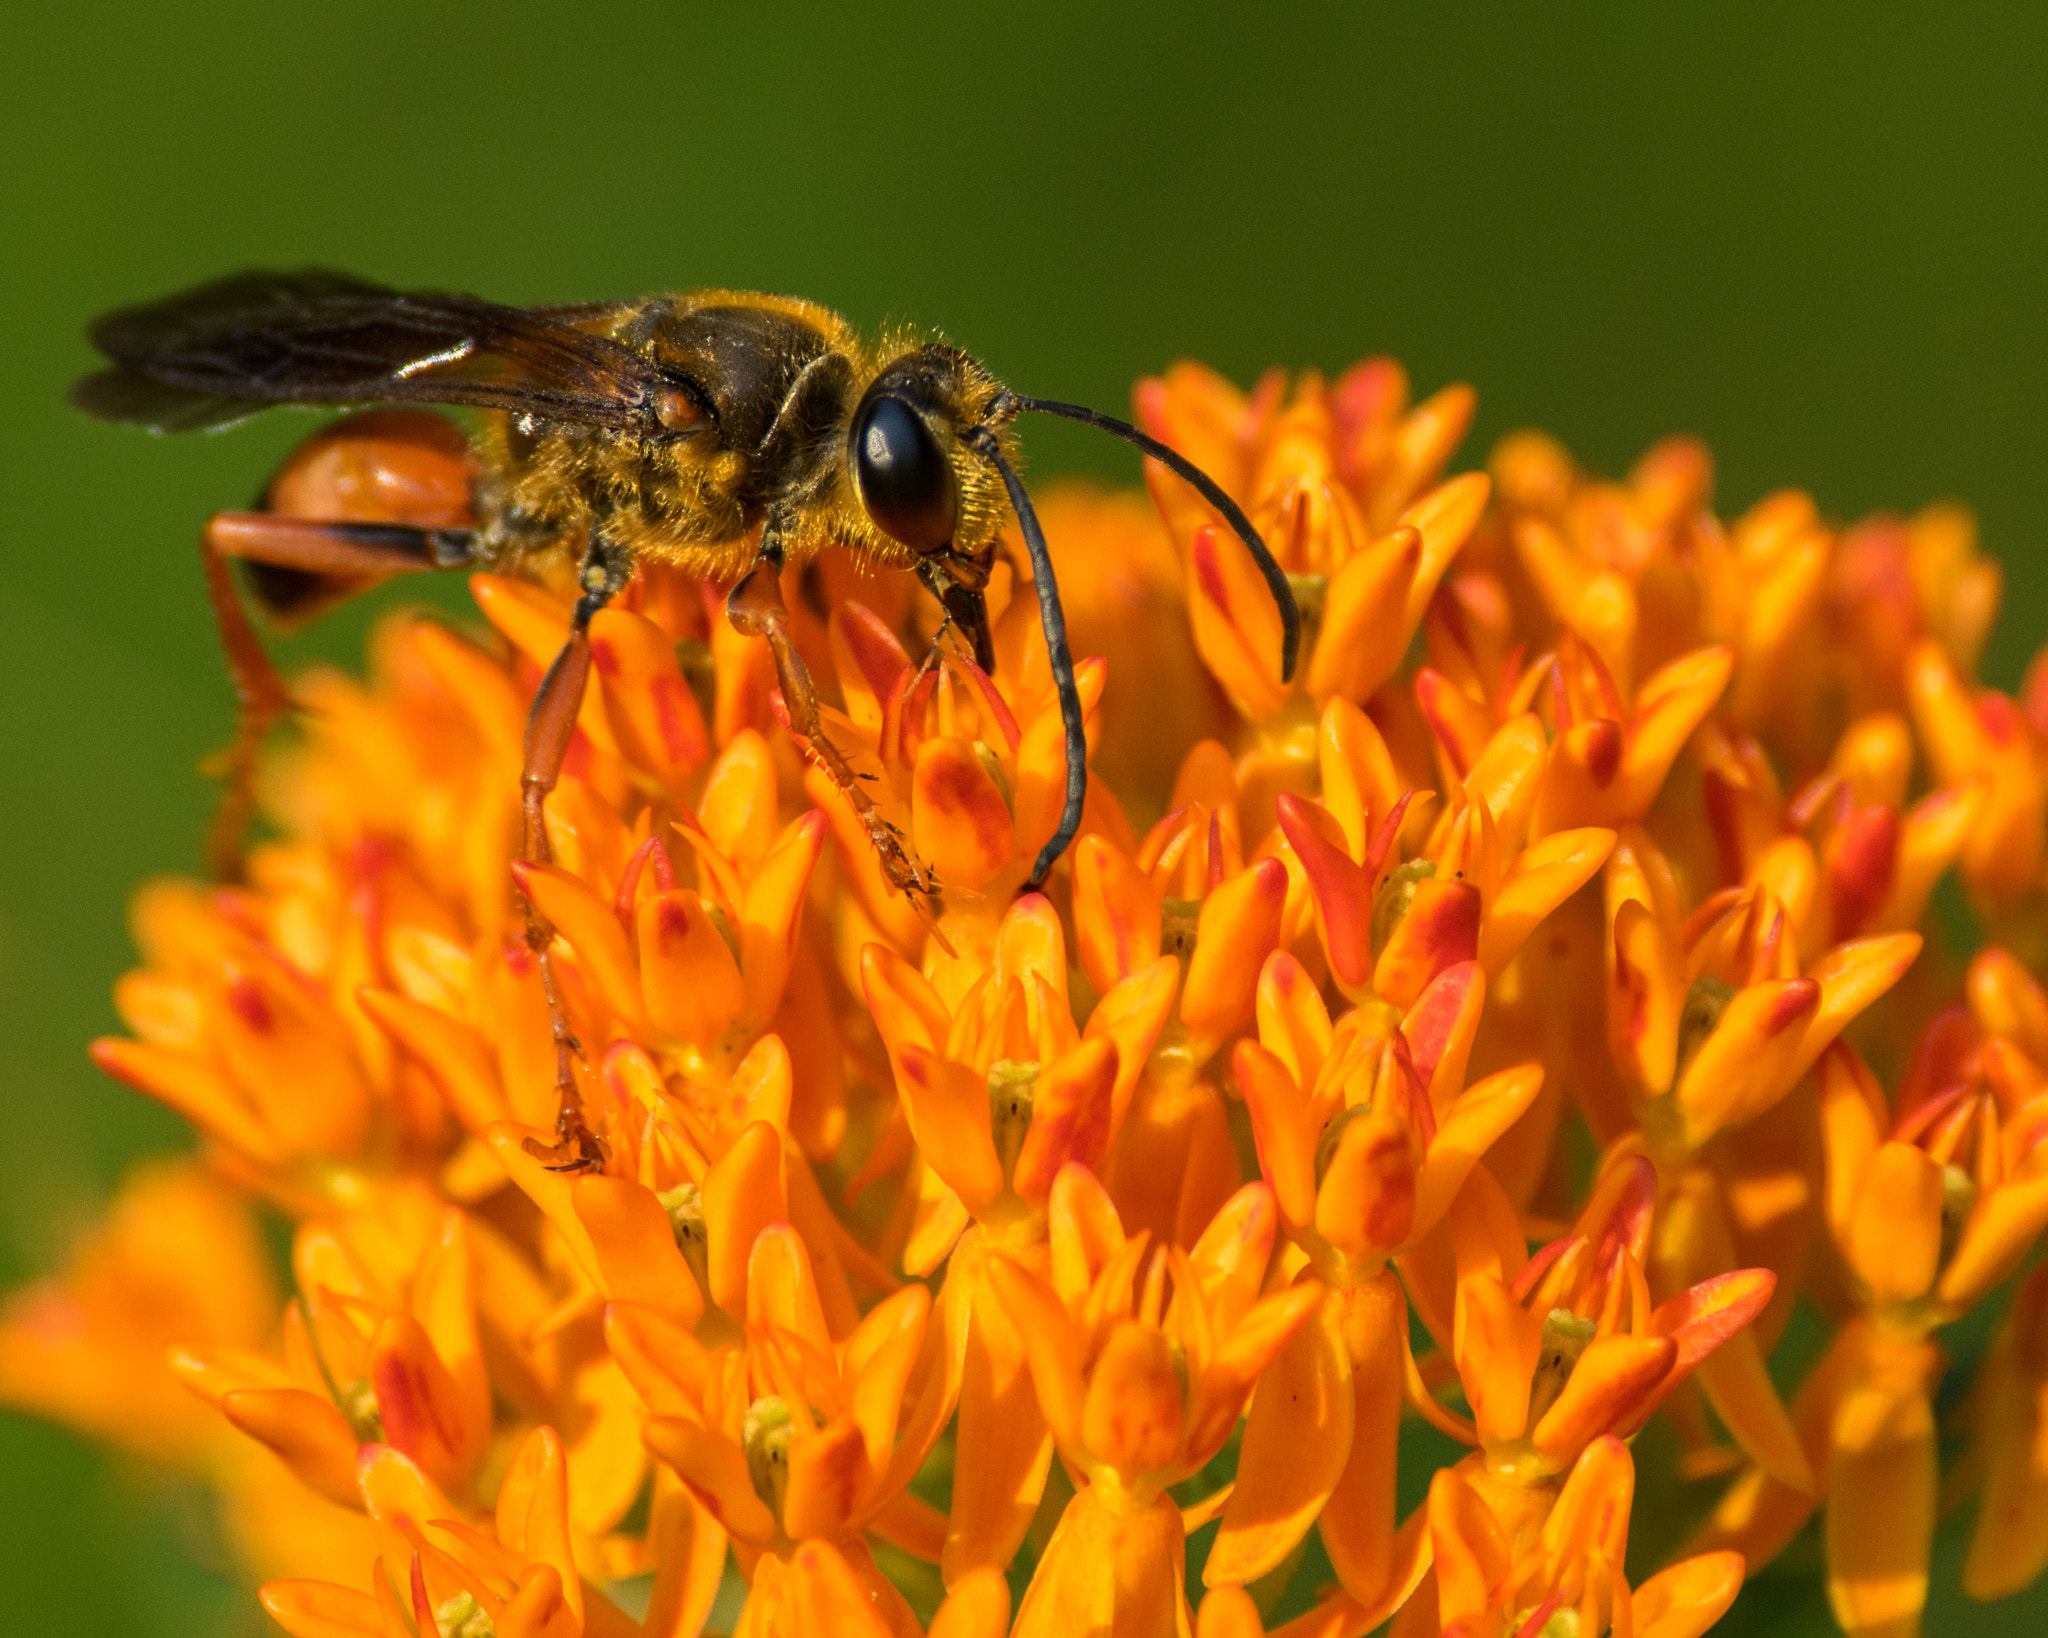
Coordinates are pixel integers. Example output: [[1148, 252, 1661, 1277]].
[[851, 385, 958, 554]]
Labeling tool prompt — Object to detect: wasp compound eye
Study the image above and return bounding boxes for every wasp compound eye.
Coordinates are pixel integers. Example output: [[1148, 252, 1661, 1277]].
[[852, 392, 957, 554]]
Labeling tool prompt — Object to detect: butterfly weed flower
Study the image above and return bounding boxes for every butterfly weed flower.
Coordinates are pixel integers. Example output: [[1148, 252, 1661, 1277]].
[[17, 348, 2048, 1638]]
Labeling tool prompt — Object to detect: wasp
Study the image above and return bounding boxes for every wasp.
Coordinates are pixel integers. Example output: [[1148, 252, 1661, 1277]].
[[73, 269, 1299, 1169]]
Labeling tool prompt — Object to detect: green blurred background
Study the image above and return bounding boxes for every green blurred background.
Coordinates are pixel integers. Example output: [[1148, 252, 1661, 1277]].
[[3, 2, 2046, 1632]]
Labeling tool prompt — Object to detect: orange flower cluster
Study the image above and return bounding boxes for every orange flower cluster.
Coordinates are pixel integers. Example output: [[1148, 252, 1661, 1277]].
[[10, 354, 2048, 1638]]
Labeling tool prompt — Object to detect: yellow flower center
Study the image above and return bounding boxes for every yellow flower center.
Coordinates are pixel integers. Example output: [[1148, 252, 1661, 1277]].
[[1371, 859, 1438, 957], [1159, 897, 1202, 961], [337, 1376, 383, 1444], [1672, 975, 1736, 1088], [1940, 1163, 1978, 1268], [435, 1592, 495, 1638], [988, 1059, 1040, 1185], [658, 1182, 712, 1300], [742, 1394, 795, 1525], [1526, 1308, 1598, 1430]]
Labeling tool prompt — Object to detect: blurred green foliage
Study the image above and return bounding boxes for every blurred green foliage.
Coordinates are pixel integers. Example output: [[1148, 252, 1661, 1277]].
[[2, 3, 2046, 1632]]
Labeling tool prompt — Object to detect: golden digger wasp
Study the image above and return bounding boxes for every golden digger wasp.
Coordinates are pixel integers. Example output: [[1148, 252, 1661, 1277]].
[[73, 269, 1299, 1169]]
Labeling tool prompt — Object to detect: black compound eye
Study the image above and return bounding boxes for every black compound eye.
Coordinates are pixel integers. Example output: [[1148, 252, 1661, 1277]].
[[852, 393, 957, 554]]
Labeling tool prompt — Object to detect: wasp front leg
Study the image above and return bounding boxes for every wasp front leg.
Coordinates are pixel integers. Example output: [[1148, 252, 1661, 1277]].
[[726, 528, 939, 904], [517, 532, 631, 1173]]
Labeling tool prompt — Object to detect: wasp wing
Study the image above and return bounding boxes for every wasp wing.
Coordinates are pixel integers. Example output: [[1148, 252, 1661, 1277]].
[[71, 269, 682, 434]]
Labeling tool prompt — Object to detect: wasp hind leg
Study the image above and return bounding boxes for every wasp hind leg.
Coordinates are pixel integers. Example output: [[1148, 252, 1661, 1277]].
[[517, 533, 632, 1174], [726, 531, 940, 906], [197, 511, 472, 880]]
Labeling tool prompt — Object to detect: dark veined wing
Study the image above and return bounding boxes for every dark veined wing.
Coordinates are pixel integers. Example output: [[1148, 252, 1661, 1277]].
[[70, 269, 696, 435]]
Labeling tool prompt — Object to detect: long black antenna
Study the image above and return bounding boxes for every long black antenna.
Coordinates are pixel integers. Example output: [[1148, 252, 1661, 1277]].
[[967, 428, 1088, 890], [1015, 395, 1300, 681]]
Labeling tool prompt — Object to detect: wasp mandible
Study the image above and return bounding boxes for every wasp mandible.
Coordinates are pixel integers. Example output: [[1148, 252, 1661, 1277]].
[[73, 270, 1300, 1169]]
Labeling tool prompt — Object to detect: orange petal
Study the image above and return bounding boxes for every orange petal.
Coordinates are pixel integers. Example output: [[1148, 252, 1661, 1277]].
[[701, 1121, 787, 1317], [367, 1314, 470, 1491], [1646, 1268, 1777, 1382], [356, 1440, 453, 1531], [641, 1417, 777, 1548], [844, 1283, 931, 1476], [1315, 1108, 1416, 1264], [912, 737, 1019, 891], [1673, 977, 1821, 1143], [892, 1042, 1004, 1215], [496, 1425, 582, 1628], [219, 1388, 361, 1507], [1453, 1274, 1541, 1447], [1825, 1350, 1938, 1638], [1278, 795, 1373, 991], [1197, 1586, 1266, 1638], [1188, 523, 1291, 721], [1412, 1066, 1544, 1246], [1610, 898, 1682, 1098], [1235, 1040, 1317, 1231], [1085, 957, 1181, 1144], [1009, 1483, 1189, 1638], [745, 1222, 833, 1355], [604, 1300, 712, 1418], [1621, 647, 1735, 814], [1962, 1267, 2048, 1598], [636, 888, 745, 1049], [1402, 960, 1484, 1116], [1182, 858, 1289, 1056], [984, 1253, 1085, 1456], [699, 728, 779, 875], [89, 1038, 283, 1165], [1845, 1142, 1944, 1304], [1633, 1552, 1745, 1638], [1528, 1334, 1677, 1470], [1082, 1321, 1186, 1485], [1208, 1299, 1351, 1587], [1478, 827, 1614, 976], [1319, 696, 1404, 859], [930, 1568, 1013, 1638], [1394, 470, 1488, 620], [1939, 1171, 2048, 1311], [737, 810, 825, 1029], [1256, 949, 1336, 1094], [259, 1581, 385, 1638], [514, 860, 642, 1026], [1074, 834, 1165, 994], [1316, 1276, 1405, 1604], [358, 989, 506, 1135], [1373, 878, 1480, 1010], [1415, 668, 1495, 782], [588, 604, 708, 793], [1012, 1037, 1119, 1203], [1427, 1462, 1509, 1630], [1201, 1283, 1326, 1436], [783, 1415, 872, 1542], [571, 1175, 704, 1329], [1306, 527, 1421, 701], [949, 1254, 1057, 1582]]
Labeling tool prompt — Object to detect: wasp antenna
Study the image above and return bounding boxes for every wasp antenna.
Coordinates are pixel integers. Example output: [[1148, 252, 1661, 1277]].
[[967, 429, 1088, 889], [1015, 394, 1301, 681]]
